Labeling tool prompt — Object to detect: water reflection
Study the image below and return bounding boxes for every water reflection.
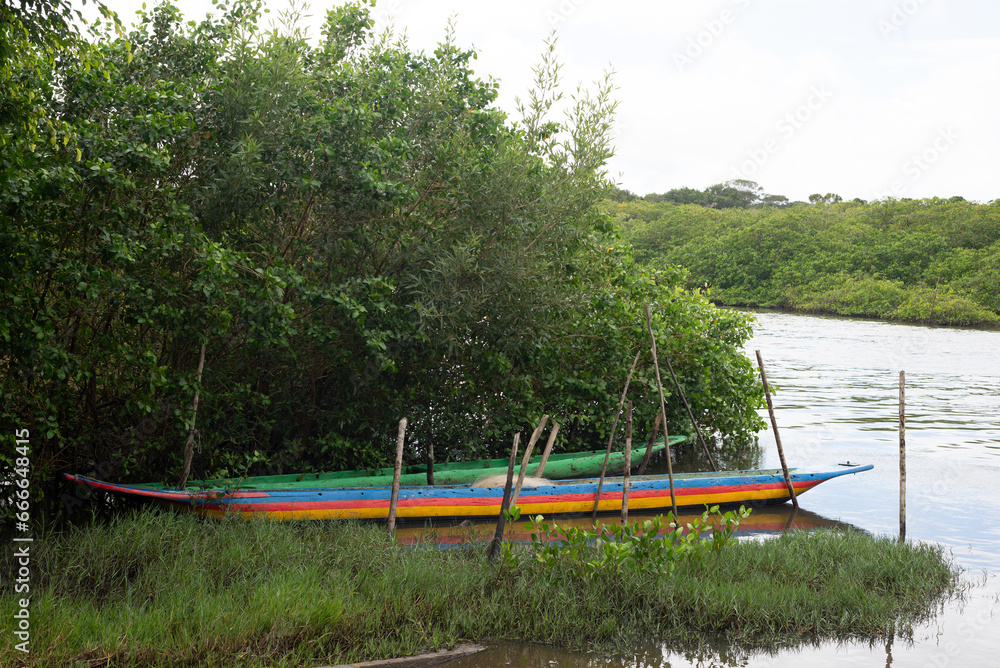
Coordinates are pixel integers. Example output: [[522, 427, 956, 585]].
[[443, 637, 895, 668], [393, 504, 860, 547]]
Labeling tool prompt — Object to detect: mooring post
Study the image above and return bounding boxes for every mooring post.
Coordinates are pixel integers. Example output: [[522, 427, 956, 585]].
[[621, 401, 632, 525], [646, 305, 679, 519], [899, 370, 906, 542], [511, 415, 548, 507], [178, 341, 207, 490], [662, 351, 717, 471], [427, 442, 434, 486], [755, 351, 798, 509], [533, 422, 560, 477], [487, 432, 520, 561], [387, 417, 408, 534], [637, 411, 661, 476], [593, 348, 643, 519]]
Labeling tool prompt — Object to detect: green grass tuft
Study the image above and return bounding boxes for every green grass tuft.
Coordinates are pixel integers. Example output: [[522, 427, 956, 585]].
[[0, 509, 959, 667]]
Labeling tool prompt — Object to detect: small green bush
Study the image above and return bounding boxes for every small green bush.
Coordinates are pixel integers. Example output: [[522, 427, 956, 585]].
[[505, 505, 750, 579]]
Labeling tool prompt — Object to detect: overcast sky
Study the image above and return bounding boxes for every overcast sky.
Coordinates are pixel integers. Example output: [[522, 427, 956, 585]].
[[85, 0, 1000, 203]]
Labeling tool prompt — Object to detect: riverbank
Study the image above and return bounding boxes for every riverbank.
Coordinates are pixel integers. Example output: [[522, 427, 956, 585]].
[[612, 197, 1000, 329], [708, 281, 1000, 329], [0, 508, 959, 668]]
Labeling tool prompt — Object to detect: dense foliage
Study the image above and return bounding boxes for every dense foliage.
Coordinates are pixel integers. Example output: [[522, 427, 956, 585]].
[[615, 196, 1000, 327], [1, 1, 765, 512]]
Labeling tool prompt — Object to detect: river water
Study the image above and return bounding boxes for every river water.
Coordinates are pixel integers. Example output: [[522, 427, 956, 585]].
[[442, 311, 1000, 667]]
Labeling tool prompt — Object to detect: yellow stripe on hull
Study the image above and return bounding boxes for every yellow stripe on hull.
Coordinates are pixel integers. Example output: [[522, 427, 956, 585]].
[[175, 486, 805, 522]]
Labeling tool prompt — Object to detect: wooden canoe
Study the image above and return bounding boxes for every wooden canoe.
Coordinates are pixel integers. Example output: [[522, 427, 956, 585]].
[[119, 436, 684, 491], [64, 464, 873, 521]]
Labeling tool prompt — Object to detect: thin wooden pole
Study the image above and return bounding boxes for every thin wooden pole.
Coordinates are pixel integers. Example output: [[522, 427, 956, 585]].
[[511, 415, 548, 507], [487, 432, 520, 561], [646, 305, 679, 519], [755, 351, 798, 509], [533, 422, 560, 477], [621, 402, 632, 525], [426, 442, 435, 486], [178, 342, 207, 490], [593, 349, 644, 518], [899, 370, 906, 542], [387, 417, 408, 534], [637, 412, 662, 475], [662, 353, 717, 471]]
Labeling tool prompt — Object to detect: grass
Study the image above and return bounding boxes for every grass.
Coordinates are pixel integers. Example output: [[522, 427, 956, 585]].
[[0, 508, 959, 667]]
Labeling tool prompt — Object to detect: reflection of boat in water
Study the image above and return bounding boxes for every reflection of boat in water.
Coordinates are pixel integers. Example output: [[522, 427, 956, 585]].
[[64, 465, 872, 522], [393, 505, 864, 546]]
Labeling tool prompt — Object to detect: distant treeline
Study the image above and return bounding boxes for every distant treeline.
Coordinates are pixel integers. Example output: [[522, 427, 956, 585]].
[[612, 183, 1000, 327]]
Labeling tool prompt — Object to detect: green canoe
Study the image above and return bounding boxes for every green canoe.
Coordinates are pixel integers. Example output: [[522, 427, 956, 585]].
[[145, 436, 685, 491]]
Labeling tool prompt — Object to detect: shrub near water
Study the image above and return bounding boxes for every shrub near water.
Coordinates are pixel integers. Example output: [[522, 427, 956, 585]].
[[0, 509, 958, 667], [507, 505, 751, 578]]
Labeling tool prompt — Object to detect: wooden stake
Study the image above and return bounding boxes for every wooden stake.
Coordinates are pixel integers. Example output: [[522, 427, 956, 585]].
[[511, 415, 548, 507], [593, 349, 643, 518], [899, 370, 906, 542], [662, 352, 718, 471], [636, 412, 662, 475], [621, 402, 632, 525], [427, 442, 435, 486], [178, 342, 207, 490], [387, 417, 407, 534], [533, 422, 560, 477], [646, 305, 679, 519], [755, 351, 798, 509], [487, 432, 520, 561]]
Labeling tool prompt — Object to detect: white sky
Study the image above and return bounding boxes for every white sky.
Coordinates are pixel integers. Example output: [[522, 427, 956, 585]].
[[84, 0, 1000, 203]]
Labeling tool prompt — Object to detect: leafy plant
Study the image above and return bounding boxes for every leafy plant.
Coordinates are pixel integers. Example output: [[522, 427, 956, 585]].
[[512, 505, 751, 580]]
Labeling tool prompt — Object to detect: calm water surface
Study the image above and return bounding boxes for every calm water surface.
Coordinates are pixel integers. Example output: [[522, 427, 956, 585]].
[[446, 311, 1000, 667]]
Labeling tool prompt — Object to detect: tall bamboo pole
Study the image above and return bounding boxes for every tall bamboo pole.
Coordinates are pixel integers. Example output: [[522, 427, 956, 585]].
[[592, 348, 643, 518], [621, 402, 632, 525], [533, 422, 560, 477], [487, 433, 520, 561], [511, 415, 548, 507], [662, 353, 717, 471], [755, 351, 798, 509], [899, 370, 906, 542], [387, 417, 408, 534], [426, 442, 434, 486], [178, 342, 207, 490], [646, 305, 679, 519], [636, 411, 662, 475]]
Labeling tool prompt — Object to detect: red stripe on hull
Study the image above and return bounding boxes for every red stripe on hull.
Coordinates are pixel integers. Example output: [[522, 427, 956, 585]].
[[196, 480, 821, 514]]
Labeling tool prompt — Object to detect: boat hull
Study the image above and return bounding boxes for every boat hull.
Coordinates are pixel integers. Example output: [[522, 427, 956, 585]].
[[64, 465, 874, 521]]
